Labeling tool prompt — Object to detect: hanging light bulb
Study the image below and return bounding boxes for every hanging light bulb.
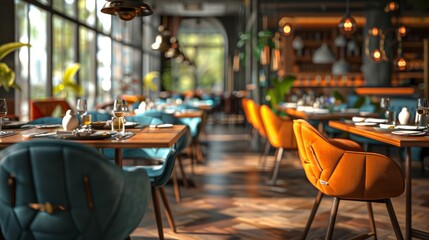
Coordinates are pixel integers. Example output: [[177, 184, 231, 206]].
[[369, 27, 379, 36], [151, 25, 171, 52], [398, 25, 407, 37], [259, 16, 271, 66], [384, 1, 399, 12], [373, 49, 382, 62], [165, 37, 180, 58], [338, 0, 357, 36], [396, 57, 407, 71], [282, 23, 292, 35]]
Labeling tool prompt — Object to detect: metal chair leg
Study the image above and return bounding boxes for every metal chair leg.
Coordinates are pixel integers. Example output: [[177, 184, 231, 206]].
[[172, 168, 181, 202], [270, 147, 284, 186], [151, 186, 164, 240], [159, 187, 177, 233], [302, 191, 324, 240], [367, 202, 377, 239], [385, 198, 404, 240], [259, 139, 271, 169], [325, 197, 340, 240]]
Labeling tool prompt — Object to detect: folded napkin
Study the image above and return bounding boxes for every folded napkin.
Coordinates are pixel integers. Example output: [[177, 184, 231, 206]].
[[352, 117, 387, 123]]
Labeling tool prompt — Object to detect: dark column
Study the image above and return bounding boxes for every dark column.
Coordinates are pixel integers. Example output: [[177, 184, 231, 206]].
[[0, 0, 16, 99], [363, 6, 392, 86]]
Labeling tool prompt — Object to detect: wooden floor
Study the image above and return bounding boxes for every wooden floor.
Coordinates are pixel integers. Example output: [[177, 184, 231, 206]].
[[131, 123, 429, 239]]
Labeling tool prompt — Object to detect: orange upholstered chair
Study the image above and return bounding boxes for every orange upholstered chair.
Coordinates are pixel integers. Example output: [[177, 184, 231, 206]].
[[30, 98, 72, 120], [246, 99, 270, 160], [293, 119, 404, 240], [260, 105, 297, 185]]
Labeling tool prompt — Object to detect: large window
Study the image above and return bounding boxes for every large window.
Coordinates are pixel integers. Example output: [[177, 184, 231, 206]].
[[14, 0, 159, 120], [170, 18, 226, 93]]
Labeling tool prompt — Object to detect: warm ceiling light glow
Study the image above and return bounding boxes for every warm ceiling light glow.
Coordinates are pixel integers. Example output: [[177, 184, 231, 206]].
[[283, 24, 292, 35], [373, 49, 382, 62], [338, 0, 357, 36], [398, 25, 407, 37], [101, 0, 153, 21], [369, 27, 379, 36], [385, 1, 399, 12], [397, 57, 407, 71]]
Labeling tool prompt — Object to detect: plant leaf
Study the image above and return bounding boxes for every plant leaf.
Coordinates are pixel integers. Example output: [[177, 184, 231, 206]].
[[63, 63, 80, 84], [0, 42, 31, 61]]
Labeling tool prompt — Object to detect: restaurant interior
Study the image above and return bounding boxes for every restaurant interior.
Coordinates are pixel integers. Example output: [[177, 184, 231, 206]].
[[1, 0, 429, 239]]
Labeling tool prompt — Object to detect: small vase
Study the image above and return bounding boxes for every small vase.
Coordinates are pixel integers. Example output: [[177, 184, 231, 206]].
[[62, 109, 79, 131], [398, 107, 410, 125]]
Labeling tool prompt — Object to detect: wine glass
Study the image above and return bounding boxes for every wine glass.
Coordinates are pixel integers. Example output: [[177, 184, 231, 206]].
[[112, 99, 128, 135], [380, 97, 390, 113], [76, 99, 91, 130], [416, 98, 429, 126], [0, 99, 7, 135]]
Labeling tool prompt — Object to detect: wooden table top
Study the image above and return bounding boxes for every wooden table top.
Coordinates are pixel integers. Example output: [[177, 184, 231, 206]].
[[174, 110, 204, 118], [328, 121, 429, 148], [0, 125, 188, 149], [282, 108, 379, 121]]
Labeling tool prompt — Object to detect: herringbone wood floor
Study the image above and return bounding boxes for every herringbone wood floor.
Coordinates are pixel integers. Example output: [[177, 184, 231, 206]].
[[131, 124, 429, 239]]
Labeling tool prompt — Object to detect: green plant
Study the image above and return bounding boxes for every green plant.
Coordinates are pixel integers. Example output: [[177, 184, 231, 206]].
[[0, 42, 31, 91], [266, 74, 295, 107], [53, 63, 83, 97], [143, 71, 159, 98]]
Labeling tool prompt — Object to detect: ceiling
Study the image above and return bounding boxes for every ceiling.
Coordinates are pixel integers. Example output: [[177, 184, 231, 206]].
[[146, 0, 429, 17]]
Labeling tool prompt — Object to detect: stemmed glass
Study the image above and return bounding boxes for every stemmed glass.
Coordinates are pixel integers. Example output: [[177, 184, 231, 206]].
[[76, 98, 91, 131], [0, 99, 7, 135], [416, 98, 429, 126], [380, 97, 390, 113], [112, 99, 128, 135]]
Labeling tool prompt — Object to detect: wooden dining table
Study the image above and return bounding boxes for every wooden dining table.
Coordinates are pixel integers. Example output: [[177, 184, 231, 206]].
[[0, 125, 188, 167], [328, 120, 429, 240], [279, 107, 379, 132]]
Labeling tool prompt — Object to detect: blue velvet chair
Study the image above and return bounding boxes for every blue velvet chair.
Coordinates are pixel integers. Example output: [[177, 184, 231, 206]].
[[142, 110, 193, 194], [87, 110, 112, 122], [103, 115, 179, 240], [27, 116, 62, 125], [0, 140, 150, 239]]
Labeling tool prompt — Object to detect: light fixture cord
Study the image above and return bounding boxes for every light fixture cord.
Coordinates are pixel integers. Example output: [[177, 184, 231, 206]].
[[346, 0, 350, 15]]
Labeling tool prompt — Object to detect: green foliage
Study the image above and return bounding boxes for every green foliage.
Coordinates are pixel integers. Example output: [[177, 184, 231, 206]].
[[161, 60, 173, 91], [332, 89, 345, 103], [53, 63, 83, 97], [266, 75, 295, 107], [0, 42, 31, 91]]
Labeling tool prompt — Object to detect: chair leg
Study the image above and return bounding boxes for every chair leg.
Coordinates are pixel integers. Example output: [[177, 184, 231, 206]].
[[302, 191, 324, 240], [259, 138, 271, 169], [367, 202, 377, 239], [159, 187, 177, 233], [270, 147, 284, 186], [172, 168, 182, 203], [325, 197, 340, 240], [176, 155, 189, 188], [385, 198, 404, 240], [151, 186, 164, 240]]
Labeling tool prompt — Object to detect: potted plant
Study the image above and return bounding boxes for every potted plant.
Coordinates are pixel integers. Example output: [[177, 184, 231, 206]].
[[266, 74, 295, 109], [0, 42, 31, 91], [53, 63, 83, 98]]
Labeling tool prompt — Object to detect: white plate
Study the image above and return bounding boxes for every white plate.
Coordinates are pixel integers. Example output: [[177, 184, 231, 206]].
[[394, 125, 426, 130], [379, 124, 396, 129], [355, 122, 378, 126], [391, 130, 426, 136]]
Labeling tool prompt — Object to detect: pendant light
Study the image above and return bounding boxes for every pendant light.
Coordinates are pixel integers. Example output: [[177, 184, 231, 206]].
[[259, 16, 271, 66], [101, 0, 153, 21], [233, 51, 240, 72], [151, 20, 171, 53], [338, 0, 357, 36], [271, 32, 281, 71]]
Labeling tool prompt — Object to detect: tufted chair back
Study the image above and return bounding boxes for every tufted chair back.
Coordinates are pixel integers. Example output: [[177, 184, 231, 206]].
[[293, 119, 405, 239], [260, 105, 297, 149], [0, 140, 150, 240], [293, 119, 404, 200], [246, 99, 266, 138]]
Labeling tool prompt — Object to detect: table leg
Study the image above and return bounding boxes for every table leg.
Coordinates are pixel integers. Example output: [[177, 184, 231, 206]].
[[115, 148, 123, 167], [405, 147, 411, 240]]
